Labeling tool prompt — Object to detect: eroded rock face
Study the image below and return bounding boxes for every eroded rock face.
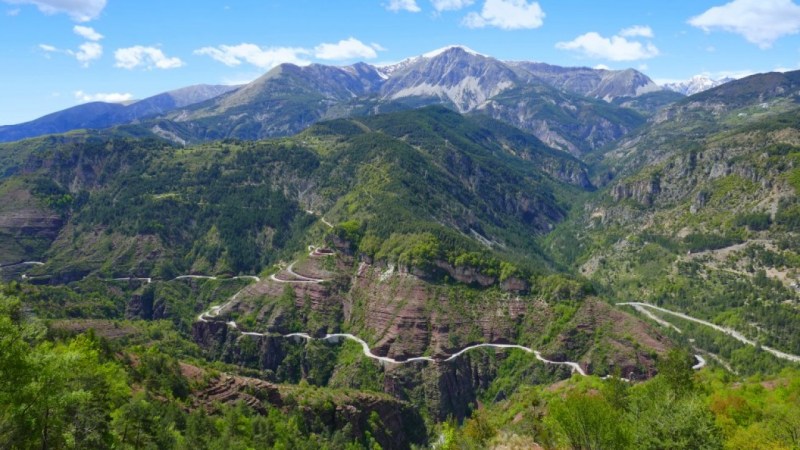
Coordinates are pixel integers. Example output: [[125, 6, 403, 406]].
[[347, 264, 526, 359], [0, 187, 63, 265], [612, 176, 661, 206], [192, 255, 671, 420], [434, 260, 496, 287], [380, 356, 497, 421], [547, 299, 670, 379], [188, 365, 427, 450], [0, 209, 62, 238], [192, 319, 234, 360]]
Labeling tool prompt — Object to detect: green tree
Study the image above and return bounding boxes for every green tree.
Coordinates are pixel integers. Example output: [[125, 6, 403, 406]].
[[0, 292, 131, 449], [628, 379, 722, 450], [658, 349, 695, 396], [549, 392, 631, 450]]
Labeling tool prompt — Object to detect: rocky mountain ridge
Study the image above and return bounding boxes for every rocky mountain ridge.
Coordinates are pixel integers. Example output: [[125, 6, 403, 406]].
[[2, 46, 664, 155], [159, 46, 660, 153]]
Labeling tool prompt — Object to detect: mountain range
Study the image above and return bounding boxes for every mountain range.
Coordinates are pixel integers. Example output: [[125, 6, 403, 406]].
[[4, 46, 744, 153], [1, 45, 670, 155]]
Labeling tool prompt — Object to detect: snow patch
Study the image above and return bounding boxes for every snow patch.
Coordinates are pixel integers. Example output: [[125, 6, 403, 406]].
[[422, 45, 485, 58], [662, 75, 735, 96]]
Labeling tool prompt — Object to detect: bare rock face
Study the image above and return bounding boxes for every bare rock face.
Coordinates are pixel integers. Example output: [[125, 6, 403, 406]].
[[0, 209, 62, 238], [381, 47, 522, 114], [381, 356, 497, 421], [612, 176, 661, 206], [434, 260, 496, 287], [500, 276, 530, 293], [193, 372, 282, 414], [192, 319, 235, 360], [126, 291, 154, 320], [425, 356, 496, 420]]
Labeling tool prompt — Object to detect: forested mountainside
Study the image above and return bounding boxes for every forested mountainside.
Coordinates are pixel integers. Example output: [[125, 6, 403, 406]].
[[1, 64, 799, 449]]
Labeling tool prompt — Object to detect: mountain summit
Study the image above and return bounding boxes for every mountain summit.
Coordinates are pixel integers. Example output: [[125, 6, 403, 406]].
[[662, 74, 735, 96], [380, 46, 524, 112], [422, 44, 486, 58]]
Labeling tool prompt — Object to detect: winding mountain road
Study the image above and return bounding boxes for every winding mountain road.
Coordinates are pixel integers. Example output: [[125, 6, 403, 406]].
[[175, 275, 218, 281], [692, 354, 707, 370], [207, 309, 590, 372], [269, 262, 328, 284], [112, 277, 152, 284], [193, 266, 587, 373], [15, 257, 713, 377], [0, 261, 45, 268], [618, 302, 800, 363], [193, 254, 590, 371]]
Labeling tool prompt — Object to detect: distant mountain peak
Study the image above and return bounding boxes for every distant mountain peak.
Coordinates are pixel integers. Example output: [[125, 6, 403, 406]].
[[662, 75, 735, 96], [422, 45, 486, 58], [376, 45, 488, 77]]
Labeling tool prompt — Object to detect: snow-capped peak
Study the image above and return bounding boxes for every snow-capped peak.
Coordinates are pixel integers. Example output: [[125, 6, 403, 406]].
[[374, 46, 486, 78], [422, 45, 485, 58], [662, 75, 735, 96]]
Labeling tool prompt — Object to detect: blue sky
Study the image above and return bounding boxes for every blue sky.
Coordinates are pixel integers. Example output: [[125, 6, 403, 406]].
[[1, 0, 800, 125]]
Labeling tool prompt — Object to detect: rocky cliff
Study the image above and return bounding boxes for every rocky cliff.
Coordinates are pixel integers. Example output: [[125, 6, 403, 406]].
[[186, 363, 427, 450]]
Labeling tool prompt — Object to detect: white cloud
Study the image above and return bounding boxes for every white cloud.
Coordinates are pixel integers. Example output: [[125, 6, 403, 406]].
[[74, 90, 133, 103], [593, 64, 610, 70], [314, 37, 381, 60], [689, 0, 800, 49], [73, 24, 102, 41], [39, 40, 102, 66], [620, 25, 654, 38], [556, 30, 660, 61], [114, 46, 184, 70], [714, 69, 755, 79], [463, 0, 544, 29], [386, 0, 420, 12], [71, 41, 101, 66], [431, 0, 473, 11], [194, 43, 310, 69], [3, 0, 106, 21]]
